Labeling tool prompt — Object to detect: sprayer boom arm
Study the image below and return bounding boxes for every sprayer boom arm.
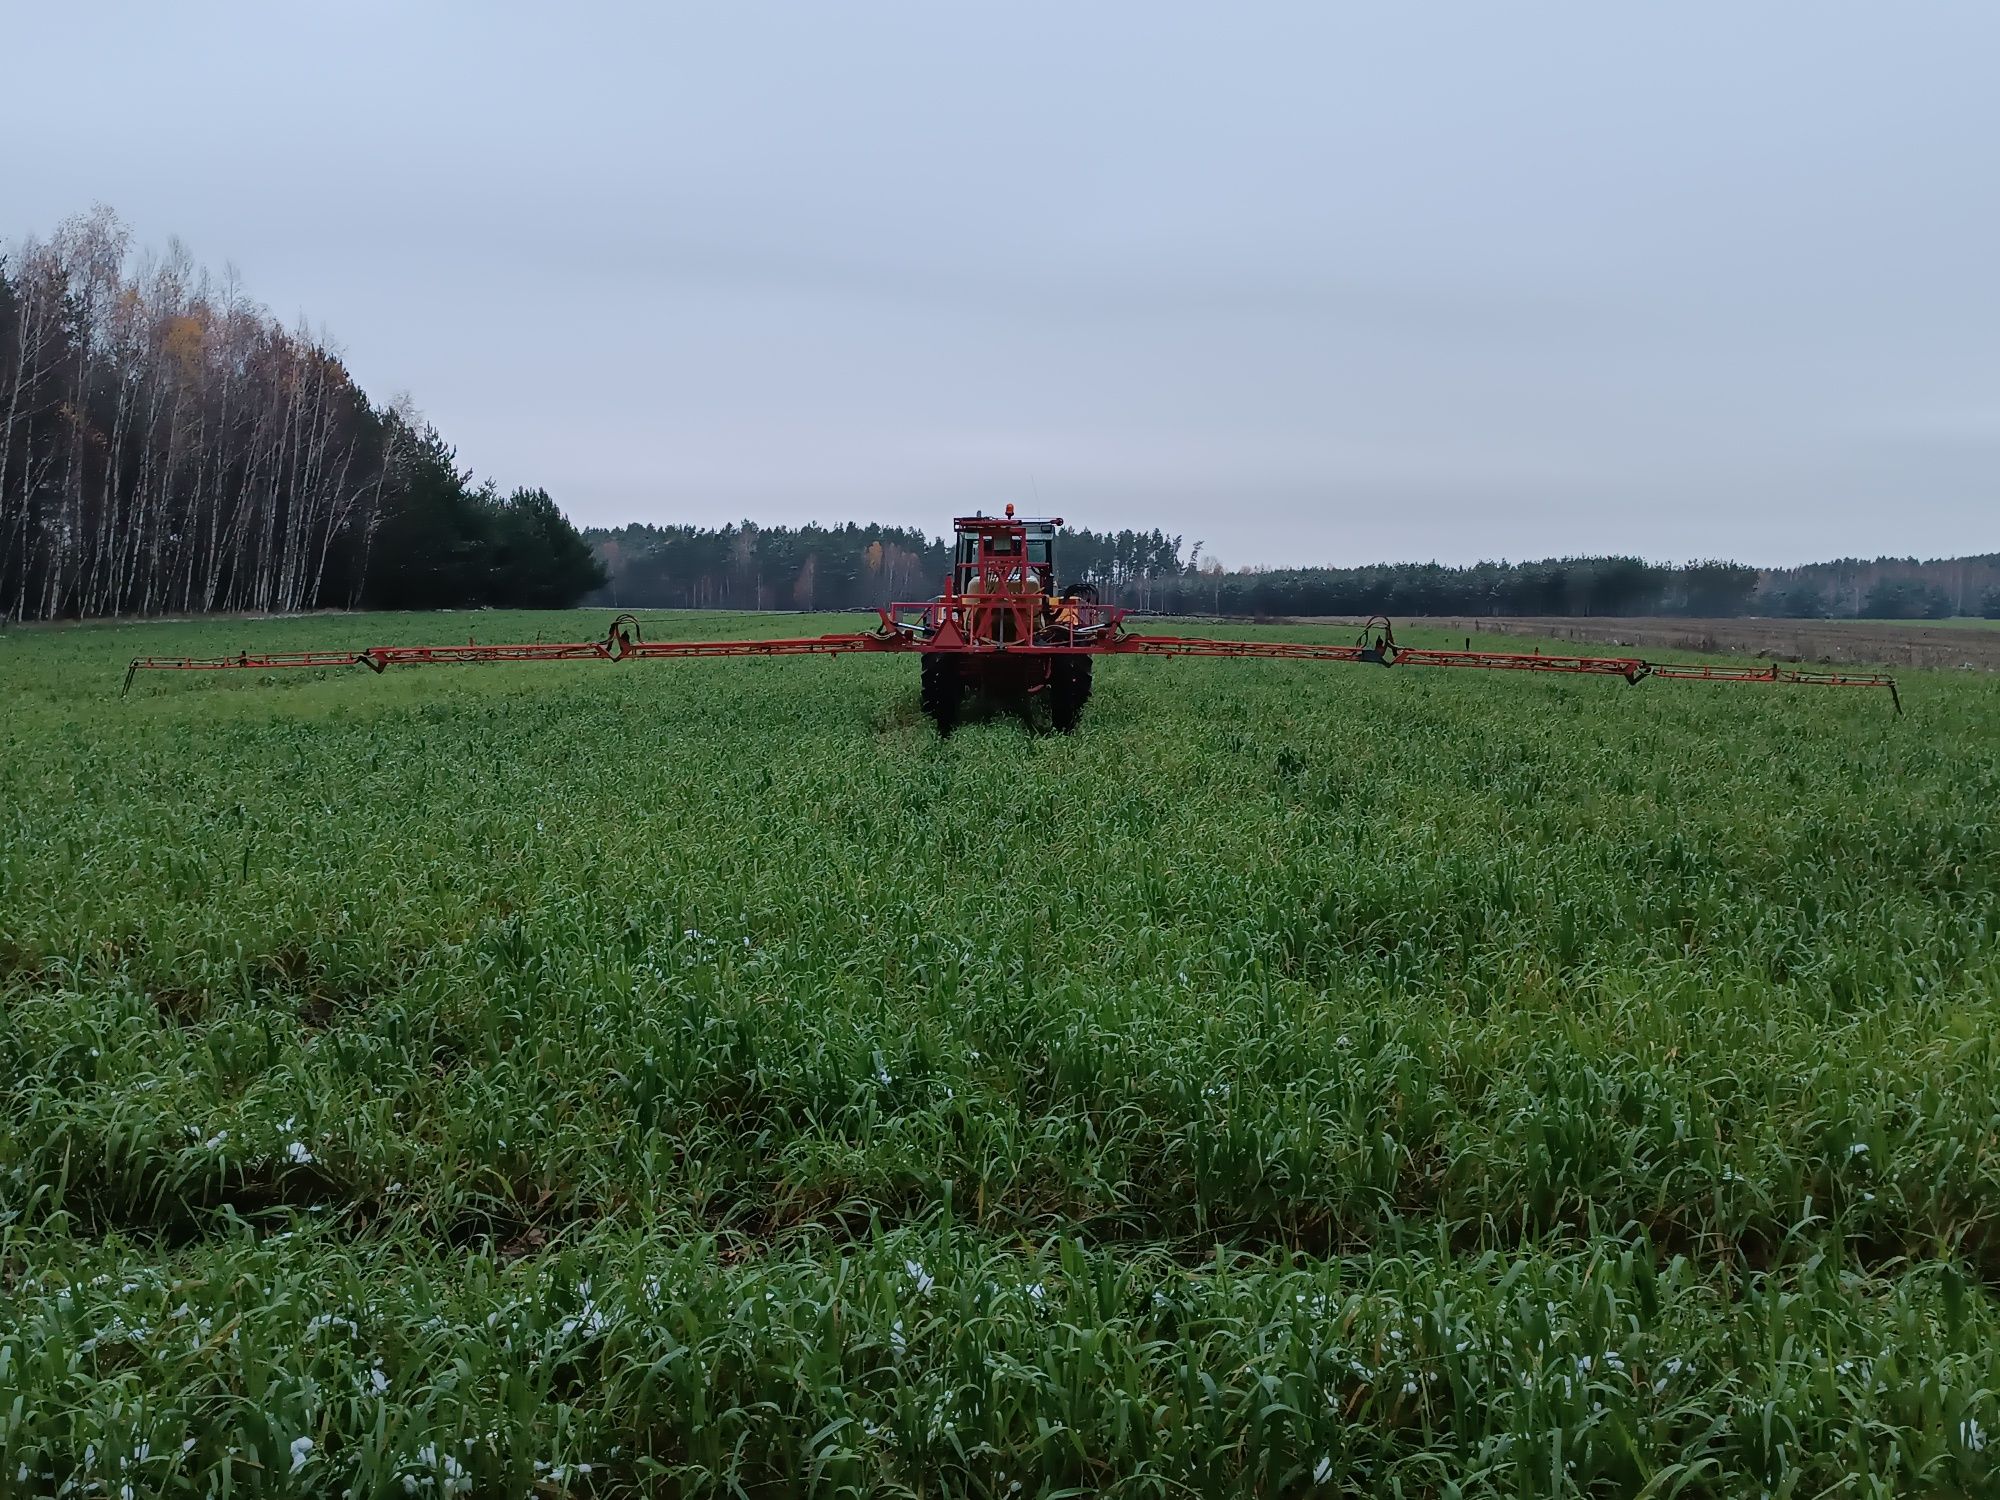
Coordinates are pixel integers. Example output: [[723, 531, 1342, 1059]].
[[122, 610, 1901, 713], [122, 617, 898, 694], [1113, 631, 1900, 709]]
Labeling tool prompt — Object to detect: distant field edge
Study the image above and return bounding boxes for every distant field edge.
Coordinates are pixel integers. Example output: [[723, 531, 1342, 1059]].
[[1282, 614, 2000, 672]]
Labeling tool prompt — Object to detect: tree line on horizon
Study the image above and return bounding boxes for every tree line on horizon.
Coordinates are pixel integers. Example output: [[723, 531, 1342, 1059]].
[[0, 206, 601, 622], [588, 520, 2000, 621], [583, 521, 1193, 613], [7, 208, 1988, 627]]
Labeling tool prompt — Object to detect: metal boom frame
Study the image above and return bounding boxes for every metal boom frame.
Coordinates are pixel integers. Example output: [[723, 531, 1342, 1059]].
[[125, 609, 1902, 713]]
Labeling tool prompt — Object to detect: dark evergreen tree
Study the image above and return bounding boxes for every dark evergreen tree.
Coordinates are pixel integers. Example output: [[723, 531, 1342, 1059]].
[[361, 427, 492, 611], [1862, 578, 1954, 620], [1762, 583, 1827, 618], [489, 487, 606, 607]]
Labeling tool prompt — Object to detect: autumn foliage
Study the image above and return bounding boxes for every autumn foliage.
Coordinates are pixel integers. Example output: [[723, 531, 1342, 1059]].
[[0, 207, 598, 620]]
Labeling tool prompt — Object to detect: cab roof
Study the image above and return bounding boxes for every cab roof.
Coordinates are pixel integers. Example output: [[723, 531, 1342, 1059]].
[[953, 512, 1063, 533]]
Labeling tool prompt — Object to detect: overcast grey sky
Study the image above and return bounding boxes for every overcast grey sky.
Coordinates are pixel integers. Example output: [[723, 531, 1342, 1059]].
[[6, 2, 1995, 567]]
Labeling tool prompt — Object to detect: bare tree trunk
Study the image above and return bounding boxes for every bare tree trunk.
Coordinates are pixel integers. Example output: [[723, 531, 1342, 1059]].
[[4, 212, 413, 622], [0, 243, 58, 619]]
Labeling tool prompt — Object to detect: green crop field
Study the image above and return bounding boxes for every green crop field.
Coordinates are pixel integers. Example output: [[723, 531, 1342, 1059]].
[[3, 610, 1998, 1497]]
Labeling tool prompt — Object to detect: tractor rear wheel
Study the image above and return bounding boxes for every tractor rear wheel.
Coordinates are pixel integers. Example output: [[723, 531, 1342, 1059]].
[[1048, 655, 1092, 732], [920, 654, 963, 735]]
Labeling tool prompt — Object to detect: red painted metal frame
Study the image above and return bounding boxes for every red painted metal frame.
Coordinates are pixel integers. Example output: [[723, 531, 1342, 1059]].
[[122, 625, 904, 693], [1112, 635, 1901, 707], [125, 612, 1902, 712], [120, 514, 1901, 713]]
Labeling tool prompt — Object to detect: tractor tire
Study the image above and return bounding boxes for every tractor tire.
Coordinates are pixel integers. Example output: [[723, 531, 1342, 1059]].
[[1048, 655, 1092, 733], [920, 654, 963, 735]]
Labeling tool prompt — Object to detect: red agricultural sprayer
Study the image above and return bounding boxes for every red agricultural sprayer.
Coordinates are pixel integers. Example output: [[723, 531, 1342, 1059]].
[[125, 508, 1902, 727]]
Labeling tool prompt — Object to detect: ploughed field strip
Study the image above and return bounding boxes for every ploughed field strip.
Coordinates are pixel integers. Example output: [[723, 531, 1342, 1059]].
[[3, 607, 1998, 1494]]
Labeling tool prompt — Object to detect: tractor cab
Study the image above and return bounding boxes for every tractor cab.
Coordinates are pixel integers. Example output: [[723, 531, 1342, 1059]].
[[942, 505, 1067, 646], [952, 506, 1061, 597]]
